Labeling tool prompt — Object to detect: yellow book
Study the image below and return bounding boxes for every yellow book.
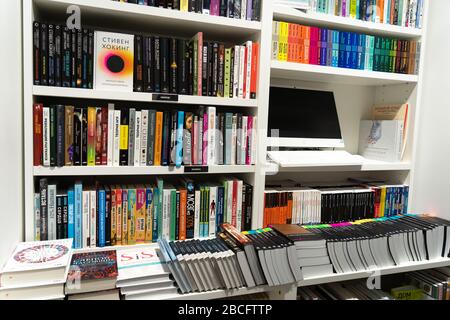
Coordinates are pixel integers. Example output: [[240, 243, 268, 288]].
[[180, 0, 188, 12], [135, 185, 147, 244], [87, 107, 96, 166], [145, 185, 154, 243], [154, 112, 163, 166], [278, 22, 289, 62], [350, 0, 357, 19], [379, 187, 387, 217], [127, 186, 137, 245]]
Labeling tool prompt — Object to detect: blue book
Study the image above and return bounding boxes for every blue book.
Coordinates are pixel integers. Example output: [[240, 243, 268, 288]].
[[67, 188, 75, 246], [356, 0, 360, 20], [345, 32, 353, 69], [332, 30, 340, 67], [403, 186, 409, 214], [350, 33, 358, 69], [145, 186, 154, 242], [338, 31, 346, 68], [98, 189, 106, 247], [74, 182, 82, 249], [358, 34, 366, 70], [152, 187, 160, 243], [138, 0, 146, 4], [175, 111, 184, 168], [216, 186, 225, 234], [320, 28, 328, 66]]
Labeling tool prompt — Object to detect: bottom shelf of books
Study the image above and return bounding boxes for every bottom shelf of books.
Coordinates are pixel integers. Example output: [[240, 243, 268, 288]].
[[1, 214, 450, 300]]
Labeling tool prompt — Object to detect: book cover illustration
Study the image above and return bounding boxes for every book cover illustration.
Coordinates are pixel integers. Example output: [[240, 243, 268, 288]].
[[94, 31, 134, 92], [67, 250, 118, 282]]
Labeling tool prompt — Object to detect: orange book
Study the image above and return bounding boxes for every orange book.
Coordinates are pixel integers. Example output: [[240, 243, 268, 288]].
[[379, 0, 385, 23], [287, 192, 293, 224], [295, 24, 301, 63], [298, 25, 304, 63], [154, 112, 163, 166], [303, 26, 311, 64], [287, 23, 295, 62], [135, 185, 146, 244], [179, 188, 187, 240], [250, 42, 259, 100], [390, 0, 395, 25]]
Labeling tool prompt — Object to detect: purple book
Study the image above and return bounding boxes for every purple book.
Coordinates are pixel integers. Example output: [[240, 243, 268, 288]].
[[210, 0, 220, 16], [246, 0, 252, 21], [342, 0, 347, 17]]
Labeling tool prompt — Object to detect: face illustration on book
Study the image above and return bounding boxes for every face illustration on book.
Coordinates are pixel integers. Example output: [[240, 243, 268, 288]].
[[185, 114, 193, 130], [368, 121, 382, 145]]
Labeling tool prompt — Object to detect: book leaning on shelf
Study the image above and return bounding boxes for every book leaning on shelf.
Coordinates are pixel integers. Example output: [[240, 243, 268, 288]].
[[34, 177, 253, 249], [33, 104, 257, 168]]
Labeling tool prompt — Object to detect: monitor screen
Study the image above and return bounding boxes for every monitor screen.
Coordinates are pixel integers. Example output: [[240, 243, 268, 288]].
[[267, 87, 344, 148]]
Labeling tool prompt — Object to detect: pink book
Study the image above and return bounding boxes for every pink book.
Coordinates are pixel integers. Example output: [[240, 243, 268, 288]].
[[202, 113, 208, 165], [210, 0, 220, 16], [309, 27, 319, 65], [246, 116, 253, 165], [192, 118, 198, 165]]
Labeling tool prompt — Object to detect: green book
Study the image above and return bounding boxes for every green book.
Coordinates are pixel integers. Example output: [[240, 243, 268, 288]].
[[224, 48, 231, 101], [157, 179, 164, 239], [170, 189, 177, 241]]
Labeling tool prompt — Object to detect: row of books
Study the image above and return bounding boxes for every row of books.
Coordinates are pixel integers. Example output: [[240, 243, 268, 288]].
[[403, 268, 450, 300], [303, 214, 450, 274], [308, 0, 425, 29], [33, 103, 257, 168], [33, 23, 260, 99], [263, 183, 410, 226], [272, 21, 421, 74], [112, 0, 262, 21], [35, 177, 253, 249]]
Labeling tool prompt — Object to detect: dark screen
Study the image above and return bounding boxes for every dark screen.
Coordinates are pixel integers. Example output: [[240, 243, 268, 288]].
[[268, 87, 343, 140]]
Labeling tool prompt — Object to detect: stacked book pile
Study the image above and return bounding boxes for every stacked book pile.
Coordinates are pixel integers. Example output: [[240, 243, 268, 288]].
[[304, 214, 450, 274], [271, 224, 333, 279], [0, 239, 73, 300], [116, 245, 178, 300], [65, 250, 120, 300]]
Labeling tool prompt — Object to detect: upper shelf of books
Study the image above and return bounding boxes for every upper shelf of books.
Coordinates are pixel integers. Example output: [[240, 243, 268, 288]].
[[33, 0, 262, 41], [273, 4, 423, 40], [271, 61, 418, 86]]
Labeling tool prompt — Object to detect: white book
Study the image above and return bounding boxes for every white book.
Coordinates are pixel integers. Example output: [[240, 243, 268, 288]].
[[113, 110, 121, 167], [207, 107, 216, 165], [241, 0, 247, 20], [208, 186, 217, 238], [402, 0, 409, 27], [42, 107, 50, 166], [233, 45, 240, 98], [231, 115, 237, 165], [34, 193, 40, 241], [236, 180, 243, 232], [47, 184, 57, 240], [194, 190, 201, 239], [358, 120, 404, 162], [193, 116, 199, 165], [141, 110, 149, 166], [383, 0, 389, 24], [226, 180, 233, 224], [251, 116, 257, 165], [238, 46, 246, 99], [107, 104, 115, 166], [241, 116, 248, 165], [0, 239, 73, 288], [134, 111, 142, 167], [197, 116, 203, 165], [82, 190, 90, 248], [89, 190, 97, 248], [244, 41, 252, 100]]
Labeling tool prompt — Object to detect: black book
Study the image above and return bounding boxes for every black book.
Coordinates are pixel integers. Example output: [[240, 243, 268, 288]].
[[76, 28, 83, 88], [212, 42, 219, 97], [202, 0, 210, 13], [218, 113, 224, 165], [54, 25, 62, 87], [49, 106, 57, 167], [62, 195, 68, 238], [154, 36, 161, 93], [167, 0, 174, 9], [143, 36, 154, 92], [173, 0, 180, 10], [56, 105, 65, 167], [70, 28, 77, 87], [40, 23, 48, 86], [170, 111, 177, 165], [134, 35, 144, 92], [202, 41, 208, 96], [195, 0, 203, 12], [88, 30, 94, 89], [120, 109, 129, 166], [56, 195, 64, 239], [177, 39, 188, 95], [82, 29, 89, 88], [48, 24, 55, 86], [33, 22, 40, 85], [73, 107, 82, 166], [227, 0, 235, 18], [176, 191, 180, 240], [207, 42, 213, 96], [39, 178, 48, 241], [234, 0, 241, 18], [252, 0, 261, 21], [218, 44, 225, 97], [244, 184, 253, 230], [229, 47, 234, 98], [158, 0, 167, 8], [162, 111, 171, 166], [148, 0, 156, 6], [169, 38, 178, 94], [160, 37, 170, 93], [188, 41, 194, 95], [105, 186, 111, 247], [147, 110, 156, 166], [186, 181, 195, 239], [188, 0, 195, 12], [220, 0, 227, 16], [81, 108, 88, 166]]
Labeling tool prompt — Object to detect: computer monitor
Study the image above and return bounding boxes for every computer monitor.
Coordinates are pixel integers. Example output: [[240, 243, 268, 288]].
[[267, 86, 345, 148]]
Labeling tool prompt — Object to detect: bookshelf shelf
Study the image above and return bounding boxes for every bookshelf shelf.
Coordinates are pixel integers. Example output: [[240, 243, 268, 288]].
[[270, 61, 419, 86], [273, 4, 423, 39], [298, 258, 450, 287], [33, 165, 256, 176], [32, 86, 258, 108]]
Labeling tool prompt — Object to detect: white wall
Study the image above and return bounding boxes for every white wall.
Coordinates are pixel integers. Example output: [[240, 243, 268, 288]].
[[0, 0, 23, 266], [412, 0, 450, 220]]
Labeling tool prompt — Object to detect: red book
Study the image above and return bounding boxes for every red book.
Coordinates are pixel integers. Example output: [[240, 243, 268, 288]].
[[288, 23, 295, 62], [231, 180, 238, 228], [101, 106, 108, 165], [250, 43, 259, 100], [33, 103, 43, 166], [309, 27, 319, 65]]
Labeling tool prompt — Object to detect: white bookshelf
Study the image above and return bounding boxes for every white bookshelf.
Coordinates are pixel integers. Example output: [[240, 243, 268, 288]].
[[22, 0, 438, 301]]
